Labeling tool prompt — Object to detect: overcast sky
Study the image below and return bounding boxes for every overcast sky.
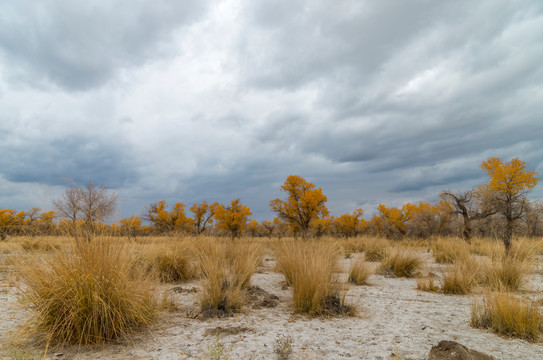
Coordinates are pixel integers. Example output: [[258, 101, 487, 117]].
[[0, 0, 542, 221]]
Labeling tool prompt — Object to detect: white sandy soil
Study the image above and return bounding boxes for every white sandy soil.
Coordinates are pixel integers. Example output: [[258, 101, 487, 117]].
[[1, 251, 542, 360]]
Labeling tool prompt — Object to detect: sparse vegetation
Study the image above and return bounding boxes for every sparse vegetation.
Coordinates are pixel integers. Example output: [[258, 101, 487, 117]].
[[348, 255, 373, 285], [380, 249, 422, 278], [16, 238, 157, 346], [471, 291, 541, 341], [274, 334, 294, 360], [440, 255, 480, 295], [275, 240, 354, 316], [362, 237, 389, 261]]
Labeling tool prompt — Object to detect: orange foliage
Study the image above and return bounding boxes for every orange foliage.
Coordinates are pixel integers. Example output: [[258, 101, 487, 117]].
[[190, 201, 218, 235], [215, 199, 252, 238], [270, 175, 328, 238]]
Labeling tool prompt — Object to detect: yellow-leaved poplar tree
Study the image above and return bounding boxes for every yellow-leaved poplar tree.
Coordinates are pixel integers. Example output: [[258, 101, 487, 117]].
[[215, 199, 252, 238], [480, 157, 539, 252], [190, 201, 218, 235], [270, 175, 328, 238]]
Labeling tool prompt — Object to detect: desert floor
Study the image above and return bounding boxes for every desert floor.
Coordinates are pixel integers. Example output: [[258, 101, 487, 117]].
[[1, 250, 542, 360]]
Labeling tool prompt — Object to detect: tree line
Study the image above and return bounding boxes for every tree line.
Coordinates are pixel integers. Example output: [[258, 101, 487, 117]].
[[1, 157, 540, 250]]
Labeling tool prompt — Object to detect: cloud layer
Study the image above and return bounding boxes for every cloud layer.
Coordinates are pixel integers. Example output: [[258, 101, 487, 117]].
[[1, 0, 542, 220]]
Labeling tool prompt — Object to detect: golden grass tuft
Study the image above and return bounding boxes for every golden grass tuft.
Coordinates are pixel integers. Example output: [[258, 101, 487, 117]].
[[471, 291, 541, 341], [416, 276, 439, 292], [440, 255, 481, 295], [431, 238, 469, 264], [380, 249, 423, 278], [482, 255, 530, 292], [275, 240, 354, 316], [348, 255, 373, 285], [195, 239, 262, 315], [362, 237, 390, 262], [16, 238, 157, 346], [136, 244, 196, 283]]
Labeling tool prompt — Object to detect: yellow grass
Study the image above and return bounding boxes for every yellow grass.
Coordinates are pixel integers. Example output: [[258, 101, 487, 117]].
[[16, 238, 157, 346], [380, 248, 423, 278], [471, 291, 541, 341], [362, 237, 390, 262], [431, 238, 469, 264], [348, 255, 373, 285], [275, 240, 354, 316], [440, 255, 481, 295]]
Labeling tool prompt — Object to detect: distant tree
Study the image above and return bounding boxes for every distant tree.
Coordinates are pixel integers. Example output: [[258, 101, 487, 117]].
[[246, 219, 260, 237], [333, 209, 364, 238], [311, 217, 332, 238], [190, 201, 218, 235], [119, 216, 142, 239], [53, 182, 117, 238], [270, 175, 328, 238], [480, 157, 539, 253], [0, 209, 25, 240], [215, 199, 252, 239], [440, 190, 495, 242], [145, 200, 192, 235]]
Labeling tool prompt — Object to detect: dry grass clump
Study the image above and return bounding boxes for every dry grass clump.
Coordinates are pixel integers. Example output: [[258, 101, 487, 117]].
[[275, 240, 354, 316], [136, 245, 196, 283], [16, 239, 157, 346], [362, 237, 390, 262], [431, 238, 469, 264], [471, 291, 541, 341], [440, 255, 481, 295], [416, 276, 439, 292], [195, 239, 262, 315], [380, 249, 422, 278], [482, 255, 531, 292], [340, 237, 366, 257], [348, 255, 373, 285]]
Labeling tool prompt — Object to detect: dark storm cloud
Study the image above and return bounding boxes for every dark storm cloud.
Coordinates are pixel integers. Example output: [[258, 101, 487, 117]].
[[0, 135, 136, 189], [0, 0, 210, 90]]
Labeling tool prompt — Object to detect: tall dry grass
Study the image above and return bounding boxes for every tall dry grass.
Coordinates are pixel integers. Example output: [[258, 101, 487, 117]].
[[194, 238, 262, 315], [431, 238, 469, 264], [471, 291, 541, 341], [275, 240, 354, 316], [136, 244, 196, 283], [361, 237, 390, 262], [380, 248, 423, 278], [440, 255, 481, 295], [482, 255, 531, 292], [348, 255, 373, 285], [16, 238, 157, 346]]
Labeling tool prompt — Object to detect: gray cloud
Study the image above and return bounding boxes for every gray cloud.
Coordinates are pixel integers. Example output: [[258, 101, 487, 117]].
[[0, 0, 210, 90], [0, 0, 542, 220]]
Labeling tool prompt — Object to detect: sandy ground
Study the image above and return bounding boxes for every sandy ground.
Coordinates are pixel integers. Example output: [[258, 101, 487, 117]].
[[1, 252, 543, 360]]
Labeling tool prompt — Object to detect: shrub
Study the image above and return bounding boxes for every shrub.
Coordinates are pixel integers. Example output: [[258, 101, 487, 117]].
[[362, 237, 389, 261], [471, 291, 541, 341], [380, 249, 422, 278], [416, 276, 439, 292], [139, 245, 195, 283], [17, 239, 157, 346], [482, 256, 530, 292], [431, 239, 469, 264], [274, 334, 294, 360], [348, 256, 373, 285], [275, 240, 354, 316], [440, 255, 480, 295], [195, 239, 261, 315]]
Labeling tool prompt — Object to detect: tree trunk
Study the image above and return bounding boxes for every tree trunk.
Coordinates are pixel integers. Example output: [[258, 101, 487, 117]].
[[462, 217, 472, 244], [504, 219, 513, 255]]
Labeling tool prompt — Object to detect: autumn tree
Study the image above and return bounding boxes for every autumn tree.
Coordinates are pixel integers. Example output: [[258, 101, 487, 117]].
[[480, 157, 539, 253], [246, 219, 260, 237], [0, 209, 25, 240], [375, 204, 411, 239], [145, 200, 192, 235], [215, 199, 252, 238], [311, 217, 331, 238], [333, 209, 364, 238], [119, 216, 142, 239], [190, 201, 218, 235], [270, 175, 328, 238]]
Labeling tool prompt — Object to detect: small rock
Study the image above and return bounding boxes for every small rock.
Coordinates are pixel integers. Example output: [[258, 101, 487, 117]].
[[428, 340, 496, 360]]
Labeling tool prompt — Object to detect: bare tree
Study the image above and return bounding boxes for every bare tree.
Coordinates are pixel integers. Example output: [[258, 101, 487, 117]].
[[53, 182, 117, 238], [440, 190, 495, 242]]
